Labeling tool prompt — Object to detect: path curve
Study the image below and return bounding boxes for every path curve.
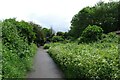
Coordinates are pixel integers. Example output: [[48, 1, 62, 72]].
[[27, 47, 64, 78]]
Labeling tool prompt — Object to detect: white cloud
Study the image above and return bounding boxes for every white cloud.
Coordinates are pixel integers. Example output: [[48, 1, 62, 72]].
[[0, 0, 112, 32]]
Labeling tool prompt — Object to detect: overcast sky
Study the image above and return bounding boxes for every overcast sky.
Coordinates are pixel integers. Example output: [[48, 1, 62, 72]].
[[0, 0, 113, 32]]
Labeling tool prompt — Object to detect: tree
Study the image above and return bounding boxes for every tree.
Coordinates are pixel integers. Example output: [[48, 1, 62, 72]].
[[29, 22, 45, 46], [69, 1, 119, 38], [56, 31, 64, 36], [3, 18, 36, 44], [79, 25, 103, 43], [42, 28, 52, 42]]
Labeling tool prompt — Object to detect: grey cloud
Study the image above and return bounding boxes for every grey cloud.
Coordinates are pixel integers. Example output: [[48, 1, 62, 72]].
[[30, 14, 70, 32]]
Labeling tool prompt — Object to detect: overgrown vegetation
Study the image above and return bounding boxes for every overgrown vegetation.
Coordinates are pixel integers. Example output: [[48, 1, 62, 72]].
[[1, 18, 58, 78], [0, 21, 2, 79], [1, 19, 38, 78], [47, 33, 119, 79], [1, 0, 120, 79], [43, 43, 61, 49], [79, 25, 103, 43], [52, 36, 64, 42], [0, 38, 2, 80], [44, 1, 120, 78]]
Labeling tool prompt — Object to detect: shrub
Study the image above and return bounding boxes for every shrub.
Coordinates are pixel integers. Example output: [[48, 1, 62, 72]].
[[100, 32, 118, 43], [0, 39, 1, 80], [43, 44, 51, 49], [43, 43, 62, 49], [3, 18, 36, 44], [2, 19, 37, 78], [48, 42, 119, 79], [52, 36, 64, 42], [79, 25, 103, 43], [118, 36, 120, 44]]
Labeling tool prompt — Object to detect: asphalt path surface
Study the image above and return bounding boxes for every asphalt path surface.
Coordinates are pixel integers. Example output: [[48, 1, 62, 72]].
[[27, 47, 64, 79]]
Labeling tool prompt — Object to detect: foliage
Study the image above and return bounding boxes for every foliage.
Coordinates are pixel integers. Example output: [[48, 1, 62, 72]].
[[42, 28, 54, 43], [2, 19, 49, 47], [48, 34, 119, 79], [43, 43, 51, 49], [3, 18, 36, 44], [0, 31, 1, 79], [43, 42, 64, 49], [118, 36, 120, 44], [29, 22, 45, 46], [79, 25, 103, 43], [18, 21, 36, 44], [56, 32, 64, 37], [69, 1, 119, 38], [52, 36, 64, 42], [2, 43, 37, 78], [63, 32, 69, 39], [43, 40, 71, 49], [56, 32, 70, 40], [101, 32, 119, 43], [2, 19, 37, 78]]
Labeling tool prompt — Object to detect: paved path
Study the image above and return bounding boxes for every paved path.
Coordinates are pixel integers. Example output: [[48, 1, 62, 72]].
[[27, 47, 64, 78]]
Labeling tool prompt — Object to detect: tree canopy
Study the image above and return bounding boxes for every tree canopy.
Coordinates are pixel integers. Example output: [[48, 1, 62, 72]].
[[69, 1, 119, 38]]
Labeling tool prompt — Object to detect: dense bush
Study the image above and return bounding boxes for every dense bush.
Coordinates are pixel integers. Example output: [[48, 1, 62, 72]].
[[3, 19, 36, 44], [69, 1, 119, 38], [48, 34, 119, 79], [2, 19, 37, 78], [2, 43, 37, 78], [0, 37, 1, 79], [79, 25, 103, 43], [118, 36, 120, 44], [52, 36, 64, 42], [43, 43, 64, 49], [0, 50, 1, 79], [30, 22, 45, 46], [43, 43, 51, 49], [3, 18, 49, 46], [56, 32, 64, 37], [101, 32, 118, 43]]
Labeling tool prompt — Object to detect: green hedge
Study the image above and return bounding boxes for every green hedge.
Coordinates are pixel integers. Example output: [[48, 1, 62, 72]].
[[2, 19, 37, 78], [48, 35, 119, 79]]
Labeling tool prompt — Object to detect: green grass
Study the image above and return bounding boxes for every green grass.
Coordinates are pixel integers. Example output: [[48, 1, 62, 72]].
[[48, 38, 119, 79]]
